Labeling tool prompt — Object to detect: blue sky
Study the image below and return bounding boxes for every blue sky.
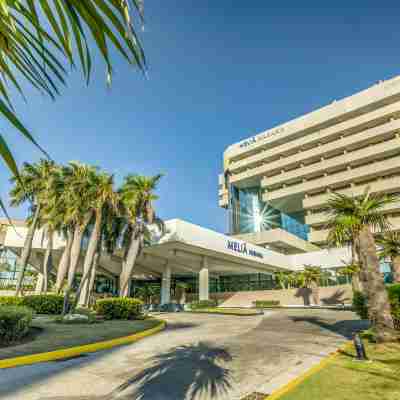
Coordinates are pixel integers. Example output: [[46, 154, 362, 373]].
[[2, 0, 400, 233]]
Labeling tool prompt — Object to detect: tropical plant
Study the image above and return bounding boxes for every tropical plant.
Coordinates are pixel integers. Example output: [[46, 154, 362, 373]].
[[9, 159, 57, 295], [298, 265, 322, 305], [326, 188, 398, 341], [119, 174, 163, 297], [61, 162, 98, 292], [376, 232, 400, 283], [337, 261, 362, 292], [0, 0, 146, 218], [77, 171, 118, 307]]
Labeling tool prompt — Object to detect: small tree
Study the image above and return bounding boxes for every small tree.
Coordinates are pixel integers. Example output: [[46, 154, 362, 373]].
[[376, 232, 400, 283], [299, 266, 322, 305]]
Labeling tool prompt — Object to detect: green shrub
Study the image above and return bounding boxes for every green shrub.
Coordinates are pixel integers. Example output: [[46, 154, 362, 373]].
[[95, 297, 143, 320], [0, 294, 64, 314], [387, 284, 400, 330], [189, 300, 218, 310], [0, 306, 33, 345], [352, 291, 368, 319], [0, 296, 24, 307], [22, 295, 64, 314], [253, 300, 281, 308]]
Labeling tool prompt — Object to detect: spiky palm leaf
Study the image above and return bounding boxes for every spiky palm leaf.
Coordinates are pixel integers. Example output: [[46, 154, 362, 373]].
[[325, 187, 397, 246], [0, 1, 146, 216]]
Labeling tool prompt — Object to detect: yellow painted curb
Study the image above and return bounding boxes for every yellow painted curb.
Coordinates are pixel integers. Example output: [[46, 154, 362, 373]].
[[265, 341, 353, 400], [0, 320, 166, 369]]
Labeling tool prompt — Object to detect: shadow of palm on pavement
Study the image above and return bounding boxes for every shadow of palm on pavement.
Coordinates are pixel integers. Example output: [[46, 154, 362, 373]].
[[44, 341, 234, 400]]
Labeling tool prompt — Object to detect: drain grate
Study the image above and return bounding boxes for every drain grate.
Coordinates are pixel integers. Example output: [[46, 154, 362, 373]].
[[240, 392, 269, 400]]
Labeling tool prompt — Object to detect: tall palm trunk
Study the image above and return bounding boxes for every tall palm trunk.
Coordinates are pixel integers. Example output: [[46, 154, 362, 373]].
[[66, 214, 91, 290], [392, 255, 400, 283], [354, 238, 367, 292], [86, 251, 100, 306], [42, 229, 53, 293], [350, 242, 362, 292], [15, 204, 41, 296], [358, 226, 396, 342], [55, 232, 73, 293], [120, 229, 141, 297], [78, 211, 102, 306]]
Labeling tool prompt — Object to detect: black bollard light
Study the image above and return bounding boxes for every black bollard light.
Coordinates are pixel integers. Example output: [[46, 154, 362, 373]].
[[353, 333, 368, 361]]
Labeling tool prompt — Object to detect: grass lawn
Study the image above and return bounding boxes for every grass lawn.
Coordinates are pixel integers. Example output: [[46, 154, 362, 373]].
[[0, 316, 161, 360], [279, 341, 400, 400], [188, 307, 262, 316]]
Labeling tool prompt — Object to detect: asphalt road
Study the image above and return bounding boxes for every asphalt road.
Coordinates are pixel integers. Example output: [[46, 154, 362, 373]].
[[0, 310, 368, 400]]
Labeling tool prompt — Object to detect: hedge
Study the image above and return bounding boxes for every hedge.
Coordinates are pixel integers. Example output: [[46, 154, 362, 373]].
[[0, 306, 33, 345], [353, 285, 400, 329], [189, 300, 218, 310], [95, 297, 143, 320], [0, 294, 64, 314], [253, 300, 280, 308]]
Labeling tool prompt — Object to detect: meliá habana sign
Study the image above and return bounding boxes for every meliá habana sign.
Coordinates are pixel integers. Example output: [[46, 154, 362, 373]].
[[227, 240, 263, 259]]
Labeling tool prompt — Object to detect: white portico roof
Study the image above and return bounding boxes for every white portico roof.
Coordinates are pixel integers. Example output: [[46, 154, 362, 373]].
[[1, 218, 351, 278]]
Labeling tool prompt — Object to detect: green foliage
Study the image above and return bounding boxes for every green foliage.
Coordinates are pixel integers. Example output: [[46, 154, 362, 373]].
[[0, 306, 33, 345], [0, 296, 24, 306], [95, 297, 143, 320], [0, 294, 63, 314], [22, 295, 64, 315], [253, 300, 281, 308], [387, 284, 400, 329], [190, 300, 218, 310], [353, 286, 400, 329], [352, 291, 369, 319]]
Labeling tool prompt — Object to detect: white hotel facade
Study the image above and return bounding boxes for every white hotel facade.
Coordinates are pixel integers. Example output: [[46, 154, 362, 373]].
[[219, 75, 400, 255]]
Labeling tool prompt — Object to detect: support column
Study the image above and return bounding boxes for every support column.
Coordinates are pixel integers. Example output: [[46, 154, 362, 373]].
[[199, 256, 209, 301], [161, 262, 171, 305]]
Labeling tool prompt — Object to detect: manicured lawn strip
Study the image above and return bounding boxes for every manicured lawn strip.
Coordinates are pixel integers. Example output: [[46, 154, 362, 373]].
[[188, 307, 262, 316], [0, 316, 161, 360], [278, 342, 400, 400]]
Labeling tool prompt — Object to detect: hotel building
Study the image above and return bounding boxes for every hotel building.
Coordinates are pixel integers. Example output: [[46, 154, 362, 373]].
[[219, 75, 400, 254]]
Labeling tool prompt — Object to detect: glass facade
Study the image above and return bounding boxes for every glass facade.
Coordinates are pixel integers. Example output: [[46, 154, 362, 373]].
[[229, 185, 309, 240]]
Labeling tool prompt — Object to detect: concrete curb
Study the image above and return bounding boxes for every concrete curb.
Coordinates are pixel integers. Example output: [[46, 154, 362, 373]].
[[264, 341, 352, 400], [0, 320, 166, 369]]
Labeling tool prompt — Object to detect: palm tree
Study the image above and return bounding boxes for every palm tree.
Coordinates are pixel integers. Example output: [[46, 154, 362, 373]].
[[326, 188, 398, 341], [9, 159, 56, 295], [119, 174, 163, 297], [298, 265, 322, 305], [77, 172, 118, 307], [61, 162, 99, 292], [376, 232, 400, 283], [337, 262, 362, 292], [0, 1, 146, 215], [274, 271, 288, 289]]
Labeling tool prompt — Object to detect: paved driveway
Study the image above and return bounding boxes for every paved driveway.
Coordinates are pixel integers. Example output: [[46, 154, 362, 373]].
[[0, 310, 368, 400]]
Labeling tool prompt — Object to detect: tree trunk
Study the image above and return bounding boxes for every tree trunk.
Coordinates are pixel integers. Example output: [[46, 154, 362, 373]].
[[70, 256, 96, 313], [358, 226, 397, 342], [15, 204, 41, 296], [78, 211, 102, 306], [42, 229, 53, 293], [35, 273, 45, 294], [119, 234, 141, 297], [86, 251, 99, 307], [66, 214, 92, 291], [351, 273, 361, 292], [55, 232, 73, 293], [392, 255, 400, 283]]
